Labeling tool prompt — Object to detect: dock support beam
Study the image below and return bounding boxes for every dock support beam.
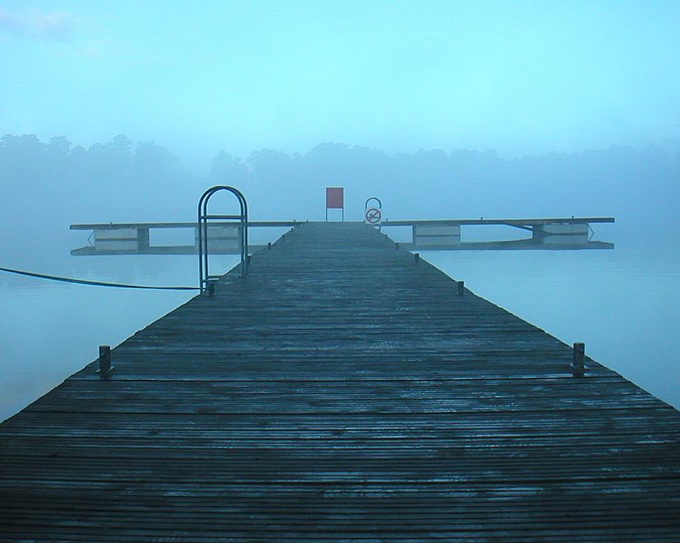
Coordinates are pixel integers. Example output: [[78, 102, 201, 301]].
[[137, 227, 150, 252]]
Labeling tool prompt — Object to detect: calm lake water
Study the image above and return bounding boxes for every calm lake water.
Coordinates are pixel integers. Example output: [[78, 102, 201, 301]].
[[1, 247, 679, 422]]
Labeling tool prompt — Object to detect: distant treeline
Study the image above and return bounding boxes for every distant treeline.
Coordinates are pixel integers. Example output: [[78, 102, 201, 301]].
[[0, 134, 198, 269], [0, 134, 190, 215], [218, 142, 680, 250], [2, 134, 679, 268]]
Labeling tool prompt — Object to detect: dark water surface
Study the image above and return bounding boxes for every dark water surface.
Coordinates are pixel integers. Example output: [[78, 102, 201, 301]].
[[1, 248, 678, 422]]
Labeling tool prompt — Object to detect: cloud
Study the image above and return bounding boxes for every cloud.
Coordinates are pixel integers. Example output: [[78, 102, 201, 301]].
[[0, 7, 75, 40]]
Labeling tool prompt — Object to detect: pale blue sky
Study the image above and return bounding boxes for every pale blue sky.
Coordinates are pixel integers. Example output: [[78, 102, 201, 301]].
[[2, 1, 679, 168]]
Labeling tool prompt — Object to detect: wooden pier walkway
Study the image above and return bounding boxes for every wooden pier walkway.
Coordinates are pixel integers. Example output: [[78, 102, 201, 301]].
[[1, 222, 679, 541]]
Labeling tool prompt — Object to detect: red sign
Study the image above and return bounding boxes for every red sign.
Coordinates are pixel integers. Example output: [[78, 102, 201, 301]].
[[326, 187, 344, 209]]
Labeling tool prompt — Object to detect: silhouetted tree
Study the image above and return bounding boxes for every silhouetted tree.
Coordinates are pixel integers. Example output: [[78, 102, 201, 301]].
[[248, 149, 294, 185], [131, 140, 177, 183], [211, 150, 251, 185]]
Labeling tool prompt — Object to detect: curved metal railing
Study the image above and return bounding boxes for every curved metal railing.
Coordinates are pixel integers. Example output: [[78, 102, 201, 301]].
[[198, 186, 248, 292]]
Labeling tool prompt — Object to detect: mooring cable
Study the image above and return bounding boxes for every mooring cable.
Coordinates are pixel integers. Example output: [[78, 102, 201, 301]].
[[0, 266, 200, 291]]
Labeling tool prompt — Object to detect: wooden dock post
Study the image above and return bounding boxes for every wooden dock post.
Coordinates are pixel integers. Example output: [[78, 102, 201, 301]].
[[96, 345, 113, 376], [573, 342, 586, 377]]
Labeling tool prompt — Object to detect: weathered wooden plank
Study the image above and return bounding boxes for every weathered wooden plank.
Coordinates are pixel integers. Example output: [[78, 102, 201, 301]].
[[0, 221, 678, 542]]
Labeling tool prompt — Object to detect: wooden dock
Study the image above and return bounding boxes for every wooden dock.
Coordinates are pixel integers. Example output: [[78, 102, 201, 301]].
[[1, 222, 678, 541], [69, 216, 614, 255]]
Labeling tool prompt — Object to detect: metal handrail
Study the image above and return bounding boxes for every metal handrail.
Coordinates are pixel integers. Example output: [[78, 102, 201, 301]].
[[365, 197, 382, 210], [198, 186, 248, 292]]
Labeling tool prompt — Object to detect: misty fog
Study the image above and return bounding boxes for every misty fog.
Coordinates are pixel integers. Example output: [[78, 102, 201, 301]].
[[1, 135, 678, 274], [1, 1, 680, 418]]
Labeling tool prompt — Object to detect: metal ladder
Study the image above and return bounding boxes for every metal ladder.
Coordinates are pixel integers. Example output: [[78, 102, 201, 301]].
[[197, 186, 248, 292]]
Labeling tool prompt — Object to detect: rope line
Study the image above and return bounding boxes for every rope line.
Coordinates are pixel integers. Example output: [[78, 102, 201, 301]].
[[0, 266, 200, 291]]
